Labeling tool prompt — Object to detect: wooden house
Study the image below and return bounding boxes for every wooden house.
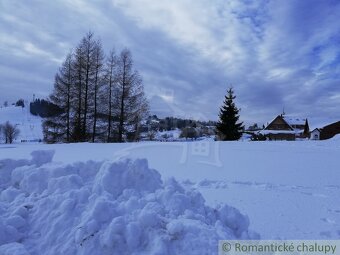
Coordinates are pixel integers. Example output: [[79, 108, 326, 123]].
[[319, 121, 340, 140], [260, 115, 310, 141]]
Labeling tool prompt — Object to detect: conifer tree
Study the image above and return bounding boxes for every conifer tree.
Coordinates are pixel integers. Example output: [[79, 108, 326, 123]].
[[42, 32, 148, 143], [216, 88, 244, 141], [104, 50, 118, 142], [43, 53, 73, 143], [91, 40, 105, 142], [116, 49, 149, 142]]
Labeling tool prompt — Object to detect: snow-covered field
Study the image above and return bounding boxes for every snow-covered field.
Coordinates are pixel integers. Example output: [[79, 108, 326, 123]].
[[0, 106, 43, 142], [1, 139, 340, 254]]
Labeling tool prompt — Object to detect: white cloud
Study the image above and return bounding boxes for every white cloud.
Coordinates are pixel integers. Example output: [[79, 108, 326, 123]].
[[0, 35, 62, 63], [1, 0, 340, 124], [112, 0, 264, 69]]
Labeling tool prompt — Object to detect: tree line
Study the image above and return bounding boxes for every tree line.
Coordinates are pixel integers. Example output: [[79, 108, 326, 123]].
[[145, 115, 216, 132], [30, 99, 63, 118], [43, 32, 148, 143]]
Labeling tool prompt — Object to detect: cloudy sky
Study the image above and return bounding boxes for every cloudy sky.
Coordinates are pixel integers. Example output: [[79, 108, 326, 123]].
[[1, 0, 340, 126]]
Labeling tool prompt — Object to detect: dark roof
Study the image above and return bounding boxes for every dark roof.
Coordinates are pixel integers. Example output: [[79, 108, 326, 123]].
[[320, 121, 340, 140]]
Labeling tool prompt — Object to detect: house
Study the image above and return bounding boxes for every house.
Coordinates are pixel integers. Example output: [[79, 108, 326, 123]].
[[310, 128, 321, 140], [319, 121, 340, 140], [259, 115, 310, 141]]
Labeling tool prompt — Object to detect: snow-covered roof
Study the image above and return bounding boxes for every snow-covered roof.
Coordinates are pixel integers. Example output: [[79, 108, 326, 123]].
[[283, 116, 306, 126], [308, 117, 339, 130], [311, 128, 321, 133]]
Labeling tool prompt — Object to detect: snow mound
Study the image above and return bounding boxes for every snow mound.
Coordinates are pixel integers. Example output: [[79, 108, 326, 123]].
[[0, 151, 258, 255], [329, 134, 340, 141]]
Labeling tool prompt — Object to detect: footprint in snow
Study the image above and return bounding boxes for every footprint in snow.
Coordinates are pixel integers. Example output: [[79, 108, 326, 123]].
[[324, 185, 340, 190], [312, 193, 328, 198], [181, 179, 228, 189], [321, 218, 336, 225], [197, 179, 228, 189], [232, 181, 253, 186], [300, 191, 327, 198], [327, 209, 340, 214], [320, 231, 332, 238]]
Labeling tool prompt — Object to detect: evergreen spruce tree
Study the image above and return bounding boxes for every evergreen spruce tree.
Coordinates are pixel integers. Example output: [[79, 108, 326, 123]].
[[216, 88, 244, 140]]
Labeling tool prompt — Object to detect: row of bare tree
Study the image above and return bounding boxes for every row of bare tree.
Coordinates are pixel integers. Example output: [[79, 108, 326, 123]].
[[44, 32, 149, 143]]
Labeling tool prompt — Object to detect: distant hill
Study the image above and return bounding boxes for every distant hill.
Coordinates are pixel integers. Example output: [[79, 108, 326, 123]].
[[0, 105, 43, 143]]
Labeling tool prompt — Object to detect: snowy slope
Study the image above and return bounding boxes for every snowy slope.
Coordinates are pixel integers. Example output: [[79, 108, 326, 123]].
[[0, 105, 43, 143], [0, 140, 340, 254]]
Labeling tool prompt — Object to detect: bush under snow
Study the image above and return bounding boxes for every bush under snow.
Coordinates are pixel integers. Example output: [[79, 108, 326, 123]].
[[0, 151, 258, 255]]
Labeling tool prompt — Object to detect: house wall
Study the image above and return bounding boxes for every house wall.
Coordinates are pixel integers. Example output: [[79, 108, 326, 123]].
[[267, 133, 295, 141], [310, 130, 320, 140]]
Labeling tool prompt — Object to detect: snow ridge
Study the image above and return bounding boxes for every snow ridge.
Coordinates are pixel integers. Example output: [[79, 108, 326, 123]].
[[0, 151, 258, 255]]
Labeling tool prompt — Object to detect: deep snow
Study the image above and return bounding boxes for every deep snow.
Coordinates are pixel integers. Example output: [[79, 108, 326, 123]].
[[0, 139, 340, 254], [0, 150, 257, 255]]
